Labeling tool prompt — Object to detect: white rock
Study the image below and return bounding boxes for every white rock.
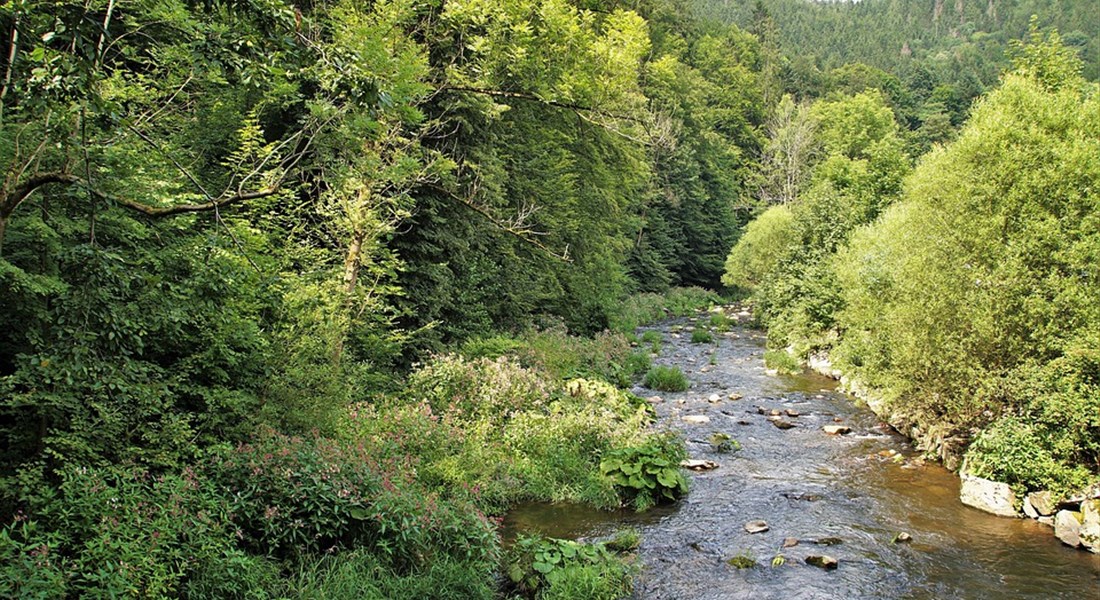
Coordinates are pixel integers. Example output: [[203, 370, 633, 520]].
[[708, 393, 721, 403], [959, 474, 1018, 518], [822, 425, 851, 435], [1026, 490, 1055, 516], [1055, 510, 1083, 547], [743, 520, 769, 533], [682, 415, 710, 424], [681, 459, 719, 471]]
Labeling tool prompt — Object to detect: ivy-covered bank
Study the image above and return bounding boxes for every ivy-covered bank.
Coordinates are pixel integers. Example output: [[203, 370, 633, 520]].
[[723, 27, 1100, 549]]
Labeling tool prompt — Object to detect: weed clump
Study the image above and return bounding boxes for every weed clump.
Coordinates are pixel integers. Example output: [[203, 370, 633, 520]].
[[643, 365, 689, 392]]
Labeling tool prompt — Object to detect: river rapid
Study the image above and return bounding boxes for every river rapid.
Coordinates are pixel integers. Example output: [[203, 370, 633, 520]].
[[504, 314, 1100, 599]]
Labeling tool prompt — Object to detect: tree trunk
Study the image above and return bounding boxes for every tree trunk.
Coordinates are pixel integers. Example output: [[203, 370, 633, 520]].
[[332, 228, 366, 364]]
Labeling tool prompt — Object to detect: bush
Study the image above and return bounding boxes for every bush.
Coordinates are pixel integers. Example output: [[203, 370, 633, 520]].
[[599, 433, 688, 509], [609, 287, 719, 333], [764, 350, 802, 375], [506, 535, 636, 600], [206, 430, 497, 567], [643, 365, 689, 392], [690, 329, 713, 344]]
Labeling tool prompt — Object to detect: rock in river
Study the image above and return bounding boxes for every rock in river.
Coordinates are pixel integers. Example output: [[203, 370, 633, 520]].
[[769, 417, 796, 430], [681, 459, 719, 471], [1055, 510, 1083, 547], [822, 425, 851, 435], [1026, 490, 1055, 516], [682, 415, 710, 424], [744, 520, 769, 534], [959, 474, 1017, 517], [805, 555, 839, 570]]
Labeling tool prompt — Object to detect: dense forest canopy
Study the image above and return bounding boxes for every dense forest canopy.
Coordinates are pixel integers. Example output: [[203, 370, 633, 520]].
[[0, 0, 1097, 596]]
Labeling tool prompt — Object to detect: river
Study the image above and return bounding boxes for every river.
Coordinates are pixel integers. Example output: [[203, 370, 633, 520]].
[[504, 314, 1100, 599]]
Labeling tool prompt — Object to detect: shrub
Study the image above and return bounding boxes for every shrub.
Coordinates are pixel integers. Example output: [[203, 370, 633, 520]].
[[506, 535, 635, 600], [764, 350, 802, 375], [609, 287, 719, 333], [599, 433, 688, 510], [640, 330, 662, 345], [708, 312, 733, 331], [643, 365, 689, 392], [206, 430, 497, 567], [690, 329, 714, 344]]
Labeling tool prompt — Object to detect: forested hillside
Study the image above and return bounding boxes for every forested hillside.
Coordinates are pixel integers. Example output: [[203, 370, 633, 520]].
[[1, 0, 1097, 596]]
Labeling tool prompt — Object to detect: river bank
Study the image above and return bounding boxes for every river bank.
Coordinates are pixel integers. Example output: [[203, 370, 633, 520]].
[[801, 345, 1100, 554], [508, 310, 1100, 597]]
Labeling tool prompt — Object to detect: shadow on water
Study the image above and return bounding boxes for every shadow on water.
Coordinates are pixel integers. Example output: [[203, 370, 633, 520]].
[[504, 316, 1100, 599]]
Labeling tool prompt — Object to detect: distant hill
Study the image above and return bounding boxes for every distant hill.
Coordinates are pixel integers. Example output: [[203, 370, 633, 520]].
[[693, 0, 1098, 83]]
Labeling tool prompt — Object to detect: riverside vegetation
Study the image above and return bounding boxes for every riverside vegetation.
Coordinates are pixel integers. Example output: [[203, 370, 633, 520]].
[[1, 0, 1098, 597], [723, 23, 1100, 517]]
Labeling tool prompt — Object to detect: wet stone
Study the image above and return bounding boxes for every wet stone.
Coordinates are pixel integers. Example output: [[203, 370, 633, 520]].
[[822, 425, 851, 435], [892, 532, 913, 544], [769, 418, 796, 430], [805, 555, 839, 570], [682, 415, 710, 424], [744, 520, 769, 534], [782, 537, 800, 548]]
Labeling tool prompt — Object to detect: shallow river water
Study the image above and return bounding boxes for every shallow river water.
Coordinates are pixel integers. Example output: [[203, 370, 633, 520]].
[[504, 316, 1100, 599]]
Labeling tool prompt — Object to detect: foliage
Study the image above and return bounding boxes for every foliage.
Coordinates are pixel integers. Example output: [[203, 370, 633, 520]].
[[690, 329, 714, 344], [643, 365, 690, 392], [599, 433, 689, 510], [708, 432, 741, 453], [722, 204, 797, 290], [358, 356, 660, 513], [276, 550, 495, 600], [608, 287, 720, 333], [506, 535, 636, 600]]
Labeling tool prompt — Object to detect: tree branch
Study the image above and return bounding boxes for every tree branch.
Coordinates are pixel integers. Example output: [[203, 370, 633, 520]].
[[0, 171, 280, 219], [423, 182, 571, 262]]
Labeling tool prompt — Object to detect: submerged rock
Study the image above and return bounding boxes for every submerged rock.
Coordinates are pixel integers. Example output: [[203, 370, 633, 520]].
[[805, 555, 839, 570], [744, 520, 769, 534], [959, 474, 1017, 517]]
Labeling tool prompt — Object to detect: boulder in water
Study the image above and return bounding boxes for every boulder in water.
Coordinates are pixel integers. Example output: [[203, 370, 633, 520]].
[[960, 474, 1017, 517], [1027, 490, 1055, 516], [1055, 510, 1083, 547], [822, 425, 851, 435], [682, 415, 710, 424]]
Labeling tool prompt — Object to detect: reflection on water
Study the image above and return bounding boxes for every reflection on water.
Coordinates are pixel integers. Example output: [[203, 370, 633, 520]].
[[505, 318, 1100, 599]]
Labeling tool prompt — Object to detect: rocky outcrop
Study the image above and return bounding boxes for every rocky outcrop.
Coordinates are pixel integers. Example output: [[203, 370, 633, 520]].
[[959, 474, 1017, 517]]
